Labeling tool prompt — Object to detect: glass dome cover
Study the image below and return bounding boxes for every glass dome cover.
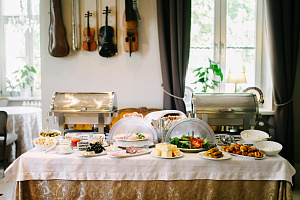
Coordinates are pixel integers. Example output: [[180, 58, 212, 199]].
[[108, 116, 158, 146], [165, 118, 216, 145]]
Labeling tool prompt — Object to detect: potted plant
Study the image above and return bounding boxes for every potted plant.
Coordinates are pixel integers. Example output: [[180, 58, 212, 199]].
[[191, 58, 223, 92], [6, 79, 20, 97], [13, 65, 37, 97]]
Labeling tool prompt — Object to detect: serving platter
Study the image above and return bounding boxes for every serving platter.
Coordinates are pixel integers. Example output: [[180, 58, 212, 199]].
[[151, 151, 184, 159], [220, 150, 265, 160], [114, 138, 149, 142], [231, 153, 266, 160], [107, 150, 151, 158], [198, 151, 231, 160]]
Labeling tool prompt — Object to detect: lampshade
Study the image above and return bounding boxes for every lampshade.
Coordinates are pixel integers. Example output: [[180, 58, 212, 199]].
[[227, 69, 247, 83]]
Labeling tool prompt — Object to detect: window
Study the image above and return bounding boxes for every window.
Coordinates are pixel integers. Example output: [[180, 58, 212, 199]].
[[186, 0, 264, 94], [0, 0, 41, 97]]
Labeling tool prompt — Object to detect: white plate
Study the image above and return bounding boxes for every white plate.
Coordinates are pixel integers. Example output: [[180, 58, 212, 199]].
[[75, 151, 107, 157], [107, 150, 151, 158], [151, 151, 184, 159], [178, 148, 205, 153], [198, 151, 231, 160]]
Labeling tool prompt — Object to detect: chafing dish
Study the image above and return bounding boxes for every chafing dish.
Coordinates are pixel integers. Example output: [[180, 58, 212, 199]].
[[193, 93, 259, 131], [48, 92, 118, 134]]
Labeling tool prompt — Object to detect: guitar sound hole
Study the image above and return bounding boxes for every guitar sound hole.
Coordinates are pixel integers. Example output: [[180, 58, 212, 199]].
[[125, 37, 129, 42], [132, 37, 136, 42]]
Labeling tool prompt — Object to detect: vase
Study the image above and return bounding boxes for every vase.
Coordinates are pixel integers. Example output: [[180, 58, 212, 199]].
[[20, 87, 31, 97]]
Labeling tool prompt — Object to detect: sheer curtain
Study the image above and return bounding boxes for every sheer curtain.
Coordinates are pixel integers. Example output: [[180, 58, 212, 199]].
[[157, 0, 191, 113], [264, 0, 300, 165]]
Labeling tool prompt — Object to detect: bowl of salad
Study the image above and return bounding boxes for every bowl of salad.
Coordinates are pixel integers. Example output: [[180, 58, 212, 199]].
[[169, 135, 211, 152]]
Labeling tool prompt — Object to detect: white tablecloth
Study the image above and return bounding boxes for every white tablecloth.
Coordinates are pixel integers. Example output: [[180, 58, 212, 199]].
[[0, 107, 42, 159], [5, 148, 296, 184]]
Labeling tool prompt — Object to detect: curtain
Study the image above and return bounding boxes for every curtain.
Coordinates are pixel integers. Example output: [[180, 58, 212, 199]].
[[157, 0, 191, 113], [264, 0, 300, 165]]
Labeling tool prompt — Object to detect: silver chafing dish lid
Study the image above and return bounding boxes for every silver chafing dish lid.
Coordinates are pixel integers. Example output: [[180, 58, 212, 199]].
[[193, 93, 258, 114], [50, 92, 117, 113]]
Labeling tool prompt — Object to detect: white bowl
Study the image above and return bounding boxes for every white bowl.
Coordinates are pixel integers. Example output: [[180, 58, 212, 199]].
[[256, 141, 282, 156], [39, 129, 61, 138], [240, 130, 269, 144], [33, 137, 57, 151]]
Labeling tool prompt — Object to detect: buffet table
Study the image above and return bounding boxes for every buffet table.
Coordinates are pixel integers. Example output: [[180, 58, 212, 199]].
[[5, 148, 295, 200], [0, 107, 42, 160]]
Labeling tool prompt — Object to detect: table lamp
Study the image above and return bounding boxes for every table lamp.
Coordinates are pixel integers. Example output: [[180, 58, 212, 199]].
[[227, 69, 247, 92]]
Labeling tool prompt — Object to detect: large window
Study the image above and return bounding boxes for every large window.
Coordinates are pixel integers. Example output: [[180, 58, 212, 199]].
[[186, 0, 263, 94], [0, 0, 40, 97]]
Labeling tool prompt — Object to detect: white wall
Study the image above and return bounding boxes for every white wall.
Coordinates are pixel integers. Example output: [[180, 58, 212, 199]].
[[40, 0, 163, 129]]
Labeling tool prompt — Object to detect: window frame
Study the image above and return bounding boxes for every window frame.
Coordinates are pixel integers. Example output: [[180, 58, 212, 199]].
[[0, 0, 40, 97], [211, 0, 263, 93]]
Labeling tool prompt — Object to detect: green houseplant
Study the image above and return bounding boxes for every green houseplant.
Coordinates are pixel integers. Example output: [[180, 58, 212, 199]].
[[14, 65, 37, 89], [13, 65, 37, 97], [192, 58, 223, 92]]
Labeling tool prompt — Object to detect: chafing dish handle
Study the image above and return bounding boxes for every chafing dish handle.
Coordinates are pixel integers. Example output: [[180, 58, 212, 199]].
[[219, 108, 234, 112]]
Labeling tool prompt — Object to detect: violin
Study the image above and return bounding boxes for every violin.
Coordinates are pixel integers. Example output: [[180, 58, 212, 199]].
[[123, 0, 138, 57], [99, 6, 116, 57], [83, 11, 97, 51]]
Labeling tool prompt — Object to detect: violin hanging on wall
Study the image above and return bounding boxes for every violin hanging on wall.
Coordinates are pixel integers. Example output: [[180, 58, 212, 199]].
[[83, 11, 97, 51], [48, 0, 69, 57], [123, 0, 138, 57], [99, 6, 116, 57]]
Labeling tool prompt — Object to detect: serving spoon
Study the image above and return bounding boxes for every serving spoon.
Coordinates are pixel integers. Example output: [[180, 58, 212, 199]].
[[46, 119, 49, 133]]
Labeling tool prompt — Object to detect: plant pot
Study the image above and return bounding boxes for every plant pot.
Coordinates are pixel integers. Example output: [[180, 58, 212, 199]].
[[10, 91, 20, 97], [20, 87, 31, 97]]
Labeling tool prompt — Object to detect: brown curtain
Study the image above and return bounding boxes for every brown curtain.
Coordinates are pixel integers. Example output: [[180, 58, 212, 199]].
[[157, 0, 191, 113], [264, 0, 300, 165]]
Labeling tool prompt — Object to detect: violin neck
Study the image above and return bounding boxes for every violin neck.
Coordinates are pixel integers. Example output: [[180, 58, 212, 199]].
[[125, 0, 136, 21], [86, 11, 91, 36]]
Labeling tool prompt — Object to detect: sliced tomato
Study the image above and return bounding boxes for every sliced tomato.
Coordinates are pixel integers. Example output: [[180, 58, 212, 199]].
[[191, 138, 202, 148]]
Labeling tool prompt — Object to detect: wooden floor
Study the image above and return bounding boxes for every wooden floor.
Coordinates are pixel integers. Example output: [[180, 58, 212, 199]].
[[0, 162, 300, 200]]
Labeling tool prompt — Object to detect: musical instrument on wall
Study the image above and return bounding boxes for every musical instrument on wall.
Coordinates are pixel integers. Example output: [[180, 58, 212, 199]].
[[71, 0, 81, 51], [123, 0, 138, 57], [99, 6, 116, 57], [48, 0, 69, 57], [83, 11, 97, 51]]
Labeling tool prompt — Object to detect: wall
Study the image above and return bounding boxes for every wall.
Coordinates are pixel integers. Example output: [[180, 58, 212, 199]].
[[40, 0, 163, 129]]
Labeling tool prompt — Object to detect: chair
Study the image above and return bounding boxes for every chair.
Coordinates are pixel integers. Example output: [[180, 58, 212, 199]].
[[0, 111, 18, 174], [0, 98, 9, 107]]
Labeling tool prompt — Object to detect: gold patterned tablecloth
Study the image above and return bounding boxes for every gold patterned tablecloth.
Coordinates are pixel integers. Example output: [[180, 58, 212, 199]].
[[13, 179, 292, 200]]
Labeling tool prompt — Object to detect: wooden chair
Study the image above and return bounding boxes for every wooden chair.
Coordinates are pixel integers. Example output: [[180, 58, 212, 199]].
[[0, 98, 9, 107], [110, 107, 163, 128], [0, 111, 18, 175]]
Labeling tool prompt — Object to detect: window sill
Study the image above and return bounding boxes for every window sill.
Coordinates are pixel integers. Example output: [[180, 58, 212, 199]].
[[259, 108, 274, 115], [6, 96, 41, 101]]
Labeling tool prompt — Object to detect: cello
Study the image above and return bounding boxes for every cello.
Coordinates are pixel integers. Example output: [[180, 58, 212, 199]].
[[83, 11, 97, 51], [48, 0, 69, 57], [123, 0, 138, 57], [99, 6, 116, 57]]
